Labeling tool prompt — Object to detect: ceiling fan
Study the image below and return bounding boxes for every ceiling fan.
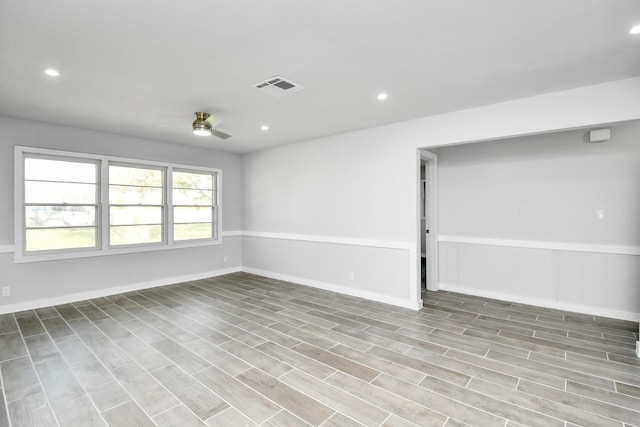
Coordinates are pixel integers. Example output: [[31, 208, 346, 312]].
[[192, 112, 232, 139]]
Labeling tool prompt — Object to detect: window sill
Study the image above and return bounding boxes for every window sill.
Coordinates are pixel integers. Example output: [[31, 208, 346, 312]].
[[13, 239, 223, 264]]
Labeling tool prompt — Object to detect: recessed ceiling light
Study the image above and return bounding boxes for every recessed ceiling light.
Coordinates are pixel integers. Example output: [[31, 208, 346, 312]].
[[44, 69, 60, 77], [630, 24, 640, 34], [377, 93, 388, 101], [261, 125, 269, 131]]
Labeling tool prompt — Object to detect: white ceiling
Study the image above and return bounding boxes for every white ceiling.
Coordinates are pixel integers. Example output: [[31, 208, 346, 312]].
[[1, 1, 639, 153]]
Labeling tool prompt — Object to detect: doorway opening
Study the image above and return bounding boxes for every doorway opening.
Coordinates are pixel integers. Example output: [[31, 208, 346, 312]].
[[418, 150, 438, 295]]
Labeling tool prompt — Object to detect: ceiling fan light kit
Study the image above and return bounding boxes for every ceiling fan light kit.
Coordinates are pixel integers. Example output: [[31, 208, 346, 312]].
[[192, 112, 213, 136], [191, 112, 233, 139]]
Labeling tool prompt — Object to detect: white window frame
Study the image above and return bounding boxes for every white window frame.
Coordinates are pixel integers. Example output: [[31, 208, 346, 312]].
[[171, 168, 218, 243], [14, 146, 222, 263], [107, 161, 167, 248]]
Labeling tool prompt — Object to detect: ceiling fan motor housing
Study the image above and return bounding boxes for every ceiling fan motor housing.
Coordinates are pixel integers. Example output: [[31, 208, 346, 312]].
[[193, 112, 213, 134]]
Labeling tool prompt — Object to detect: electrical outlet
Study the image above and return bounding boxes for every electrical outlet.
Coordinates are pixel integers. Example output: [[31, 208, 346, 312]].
[[596, 209, 605, 220], [2, 286, 10, 297], [224, 256, 228, 263], [348, 272, 355, 281]]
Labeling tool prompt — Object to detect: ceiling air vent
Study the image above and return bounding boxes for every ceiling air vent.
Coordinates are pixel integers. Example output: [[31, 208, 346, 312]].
[[252, 75, 304, 97]]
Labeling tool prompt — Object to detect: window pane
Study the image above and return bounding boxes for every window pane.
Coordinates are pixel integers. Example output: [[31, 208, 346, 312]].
[[110, 225, 162, 245], [26, 206, 95, 227], [110, 166, 162, 186], [172, 189, 213, 205], [173, 207, 212, 223], [110, 207, 162, 225], [109, 185, 163, 205], [25, 182, 96, 204], [25, 158, 96, 183], [26, 228, 96, 251], [173, 171, 213, 190], [174, 223, 212, 241]]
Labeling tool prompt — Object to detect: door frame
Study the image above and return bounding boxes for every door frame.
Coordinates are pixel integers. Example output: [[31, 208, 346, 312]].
[[417, 149, 439, 294]]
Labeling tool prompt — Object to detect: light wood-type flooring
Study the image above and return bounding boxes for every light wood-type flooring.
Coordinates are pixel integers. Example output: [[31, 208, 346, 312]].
[[0, 272, 639, 426]]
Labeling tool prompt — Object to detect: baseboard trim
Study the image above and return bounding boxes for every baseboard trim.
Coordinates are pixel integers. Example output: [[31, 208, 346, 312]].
[[242, 266, 422, 310], [437, 283, 640, 322], [0, 267, 241, 315], [438, 235, 640, 256]]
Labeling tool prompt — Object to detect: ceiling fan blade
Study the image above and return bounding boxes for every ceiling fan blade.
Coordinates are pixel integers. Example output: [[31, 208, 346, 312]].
[[211, 129, 232, 139], [204, 114, 223, 126]]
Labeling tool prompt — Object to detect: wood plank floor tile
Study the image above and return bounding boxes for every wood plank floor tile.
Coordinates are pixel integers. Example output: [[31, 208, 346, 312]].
[[329, 344, 425, 385], [75, 304, 109, 322], [40, 317, 74, 340], [7, 393, 56, 427], [94, 318, 170, 372], [194, 365, 280, 424], [204, 407, 258, 427], [0, 315, 18, 336], [467, 378, 623, 427], [0, 357, 41, 402], [262, 410, 311, 427], [0, 272, 638, 427], [149, 339, 210, 374], [186, 339, 250, 376], [72, 360, 130, 412], [220, 339, 292, 377], [298, 323, 373, 352], [489, 349, 617, 390], [0, 388, 8, 427], [325, 371, 447, 427], [67, 318, 131, 371], [237, 368, 334, 426], [15, 315, 43, 338], [151, 364, 228, 420], [616, 382, 640, 398], [102, 401, 155, 427], [518, 379, 640, 426], [34, 307, 58, 321], [154, 405, 206, 427], [381, 414, 422, 426], [23, 334, 59, 365], [321, 413, 366, 427], [33, 357, 85, 410], [0, 333, 26, 362], [291, 342, 379, 382], [111, 363, 178, 417], [255, 342, 336, 380], [280, 369, 389, 427], [54, 334, 96, 365], [366, 345, 471, 387], [53, 304, 84, 322], [419, 375, 562, 427], [373, 374, 505, 427], [55, 395, 106, 427]]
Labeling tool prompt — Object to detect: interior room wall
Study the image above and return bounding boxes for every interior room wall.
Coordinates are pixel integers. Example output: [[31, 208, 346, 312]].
[[0, 116, 243, 313], [435, 122, 640, 319], [241, 76, 640, 314], [2, 77, 639, 317]]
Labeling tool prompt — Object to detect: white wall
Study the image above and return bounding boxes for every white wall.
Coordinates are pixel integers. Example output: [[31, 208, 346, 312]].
[[0, 116, 243, 313], [242, 77, 640, 316], [436, 123, 640, 245], [435, 122, 640, 319], [2, 77, 640, 318]]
